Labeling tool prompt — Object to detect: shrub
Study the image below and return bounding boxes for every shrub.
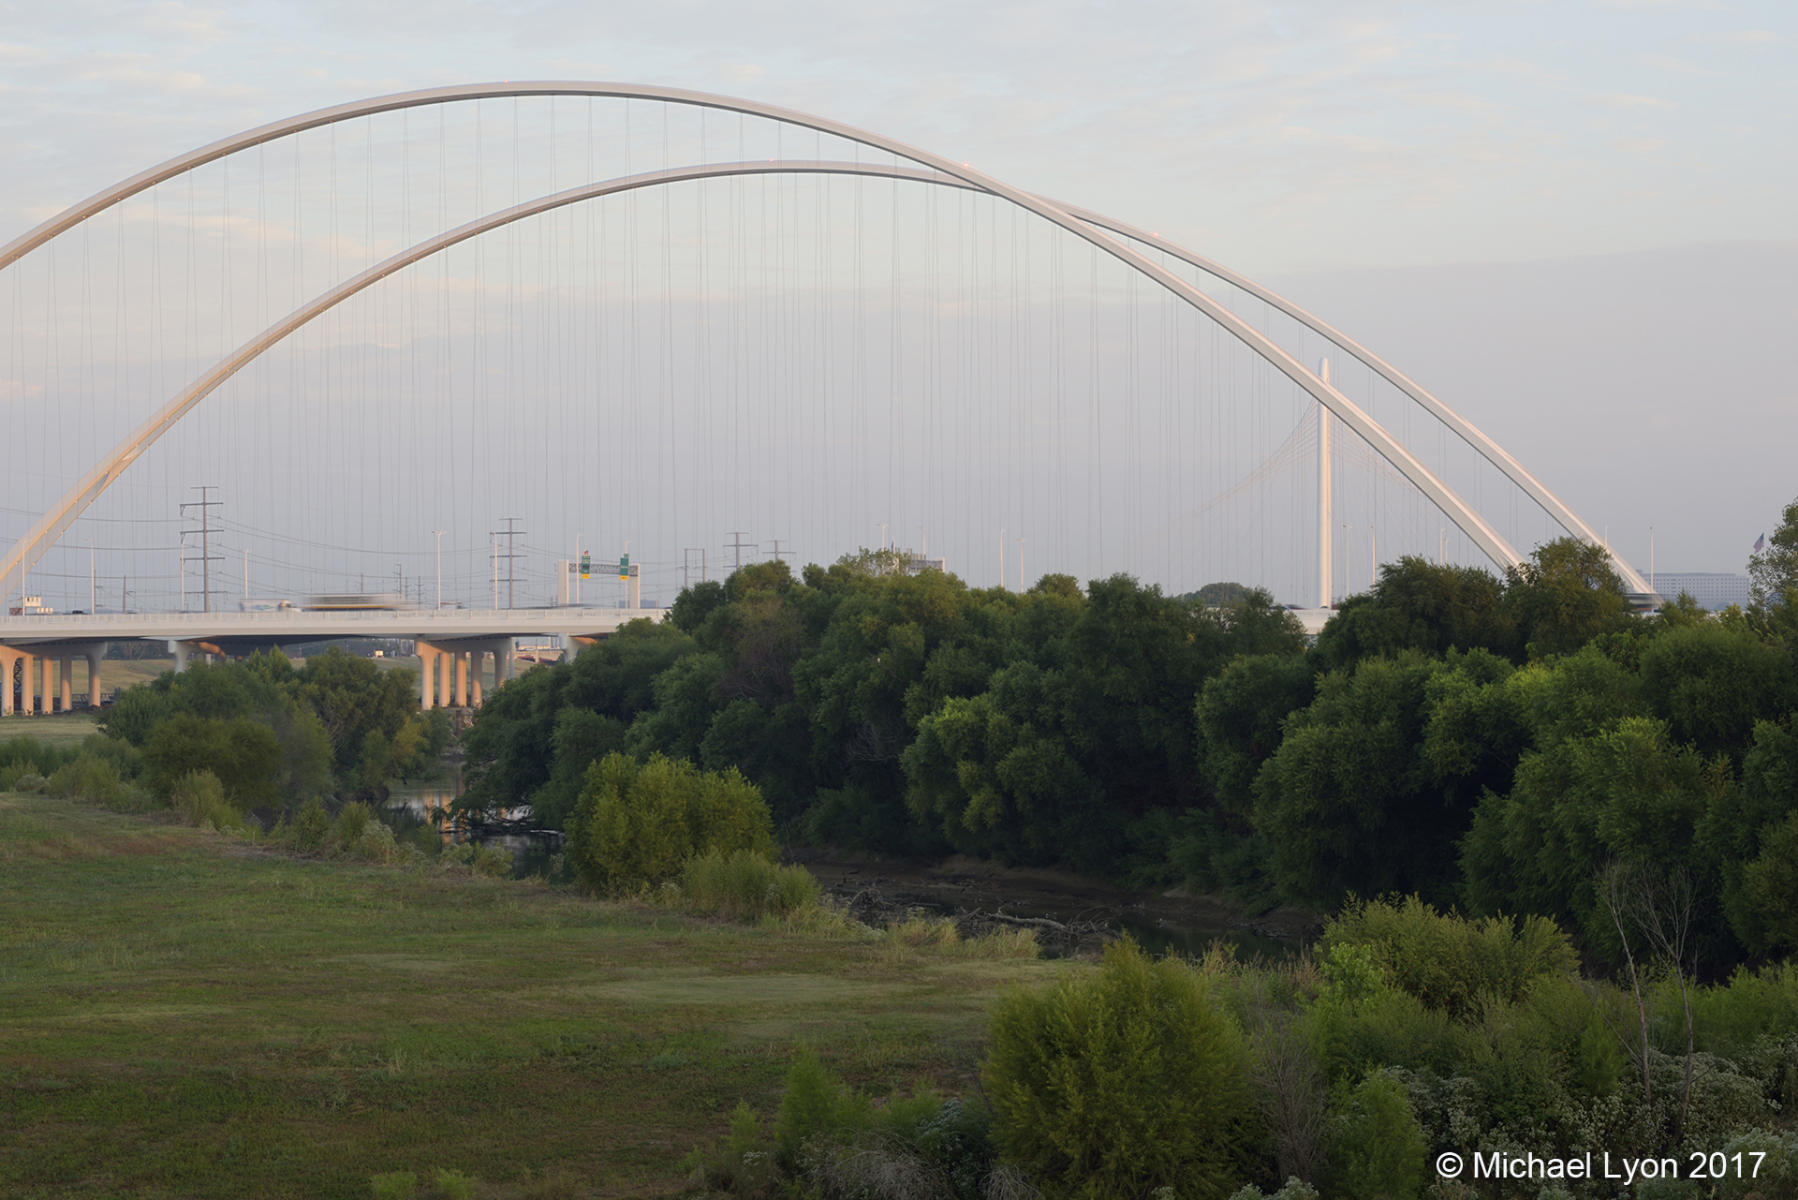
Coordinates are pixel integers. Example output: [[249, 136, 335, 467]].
[[1303, 944, 1468, 1082], [350, 819, 400, 865], [773, 1050, 871, 1173], [677, 848, 818, 921], [1687, 962, 1798, 1060], [470, 843, 513, 878], [982, 938, 1255, 1199], [169, 769, 241, 831], [565, 752, 775, 893], [1226, 1181, 1321, 1200], [686, 1100, 779, 1194], [333, 801, 373, 850], [1709, 1128, 1798, 1200], [368, 1172, 417, 1200], [1, 736, 75, 779], [804, 1098, 996, 1200], [429, 1168, 476, 1200], [1323, 1070, 1427, 1200], [1321, 896, 1577, 1020], [9, 770, 49, 794], [48, 755, 129, 808], [78, 733, 141, 779], [283, 798, 332, 853]]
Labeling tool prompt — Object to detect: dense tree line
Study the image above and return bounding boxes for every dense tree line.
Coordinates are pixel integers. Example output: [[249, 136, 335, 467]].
[[103, 647, 449, 811], [463, 553, 1303, 877], [464, 509, 1798, 975]]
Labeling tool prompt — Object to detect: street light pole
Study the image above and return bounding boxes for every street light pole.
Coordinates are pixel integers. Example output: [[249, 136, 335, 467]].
[[433, 530, 444, 610]]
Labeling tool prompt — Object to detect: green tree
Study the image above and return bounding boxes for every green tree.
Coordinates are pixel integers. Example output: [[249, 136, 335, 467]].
[[141, 714, 282, 809], [296, 648, 415, 779], [1748, 495, 1798, 608], [1637, 623, 1798, 760], [982, 938, 1254, 1199], [1314, 556, 1515, 670], [903, 669, 1106, 866], [564, 752, 775, 892], [1501, 537, 1633, 659], [1459, 716, 1730, 960], [1195, 653, 1315, 820], [1251, 654, 1444, 906], [1701, 718, 1798, 956]]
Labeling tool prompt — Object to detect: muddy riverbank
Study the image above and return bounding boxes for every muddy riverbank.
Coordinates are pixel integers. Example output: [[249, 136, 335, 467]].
[[790, 850, 1320, 959]]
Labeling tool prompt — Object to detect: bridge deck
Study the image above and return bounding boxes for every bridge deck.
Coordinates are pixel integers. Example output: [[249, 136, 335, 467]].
[[0, 606, 661, 648]]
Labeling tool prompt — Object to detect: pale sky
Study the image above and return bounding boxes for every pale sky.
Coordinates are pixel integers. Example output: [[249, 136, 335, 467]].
[[2, 0, 1794, 600]]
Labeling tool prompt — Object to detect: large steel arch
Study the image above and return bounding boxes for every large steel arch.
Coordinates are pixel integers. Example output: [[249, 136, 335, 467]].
[[4, 157, 1515, 603], [1045, 204, 1648, 592], [0, 80, 1649, 595], [2, 82, 1632, 599]]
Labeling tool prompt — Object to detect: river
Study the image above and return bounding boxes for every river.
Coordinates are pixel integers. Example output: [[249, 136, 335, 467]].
[[380, 788, 1314, 959]]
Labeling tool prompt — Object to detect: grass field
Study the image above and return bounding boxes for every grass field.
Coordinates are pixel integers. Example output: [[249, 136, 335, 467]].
[[0, 712, 103, 746], [0, 790, 1061, 1199]]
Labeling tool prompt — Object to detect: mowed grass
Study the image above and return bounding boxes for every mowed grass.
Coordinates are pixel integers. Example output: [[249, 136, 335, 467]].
[[1, 711, 104, 746], [0, 792, 1063, 1199]]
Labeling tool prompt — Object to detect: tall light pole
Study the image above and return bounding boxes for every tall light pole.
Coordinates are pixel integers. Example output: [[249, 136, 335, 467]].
[[433, 530, 444, 610]]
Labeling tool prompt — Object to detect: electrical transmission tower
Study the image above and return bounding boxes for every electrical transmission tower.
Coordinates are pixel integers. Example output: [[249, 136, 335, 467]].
[[491, 517, 526, 610], [724, 531, 756, 572], [180, 485, 223, 613]]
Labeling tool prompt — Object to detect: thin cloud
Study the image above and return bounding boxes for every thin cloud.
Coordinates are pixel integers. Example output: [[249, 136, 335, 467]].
[[1698, 28, 1781, 45], [1588, 91, 1677, 110]]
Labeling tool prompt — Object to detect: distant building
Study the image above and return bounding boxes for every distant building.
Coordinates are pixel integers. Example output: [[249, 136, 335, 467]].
[[1651, 572, 1751, 611]]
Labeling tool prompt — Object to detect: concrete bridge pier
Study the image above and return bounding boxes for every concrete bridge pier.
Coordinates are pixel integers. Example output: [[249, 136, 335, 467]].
[[86, 648, 104, 710], [0, 646, 19, 715], [416, 641, 440, 710], [415, 639, 514, 711], [59, 656, 72, 713]]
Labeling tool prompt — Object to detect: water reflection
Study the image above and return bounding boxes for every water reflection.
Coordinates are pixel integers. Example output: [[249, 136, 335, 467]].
[[381, 787, 564, 879]]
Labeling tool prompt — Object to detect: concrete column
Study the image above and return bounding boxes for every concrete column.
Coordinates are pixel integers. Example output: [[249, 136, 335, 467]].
[[502, 641, 515, 683], [0, 648, 15, 716], [37, 656, 52, 715], [60, 657, 72, 713], [437, 646, 452, 708], [454, 652, 468, 707], [87, 649, 104, 710], [14, 652, 30, 715], [471, 652, 484, 708], [169, 640, 191, 673], [417, 643, 436, 710]]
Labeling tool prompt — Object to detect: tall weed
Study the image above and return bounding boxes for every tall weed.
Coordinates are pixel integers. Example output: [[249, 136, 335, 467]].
[[677, 848, 818, 922]]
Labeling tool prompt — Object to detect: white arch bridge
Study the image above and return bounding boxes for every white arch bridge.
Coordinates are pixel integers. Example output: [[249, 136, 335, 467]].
[[1, 82, 1651, 710]]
